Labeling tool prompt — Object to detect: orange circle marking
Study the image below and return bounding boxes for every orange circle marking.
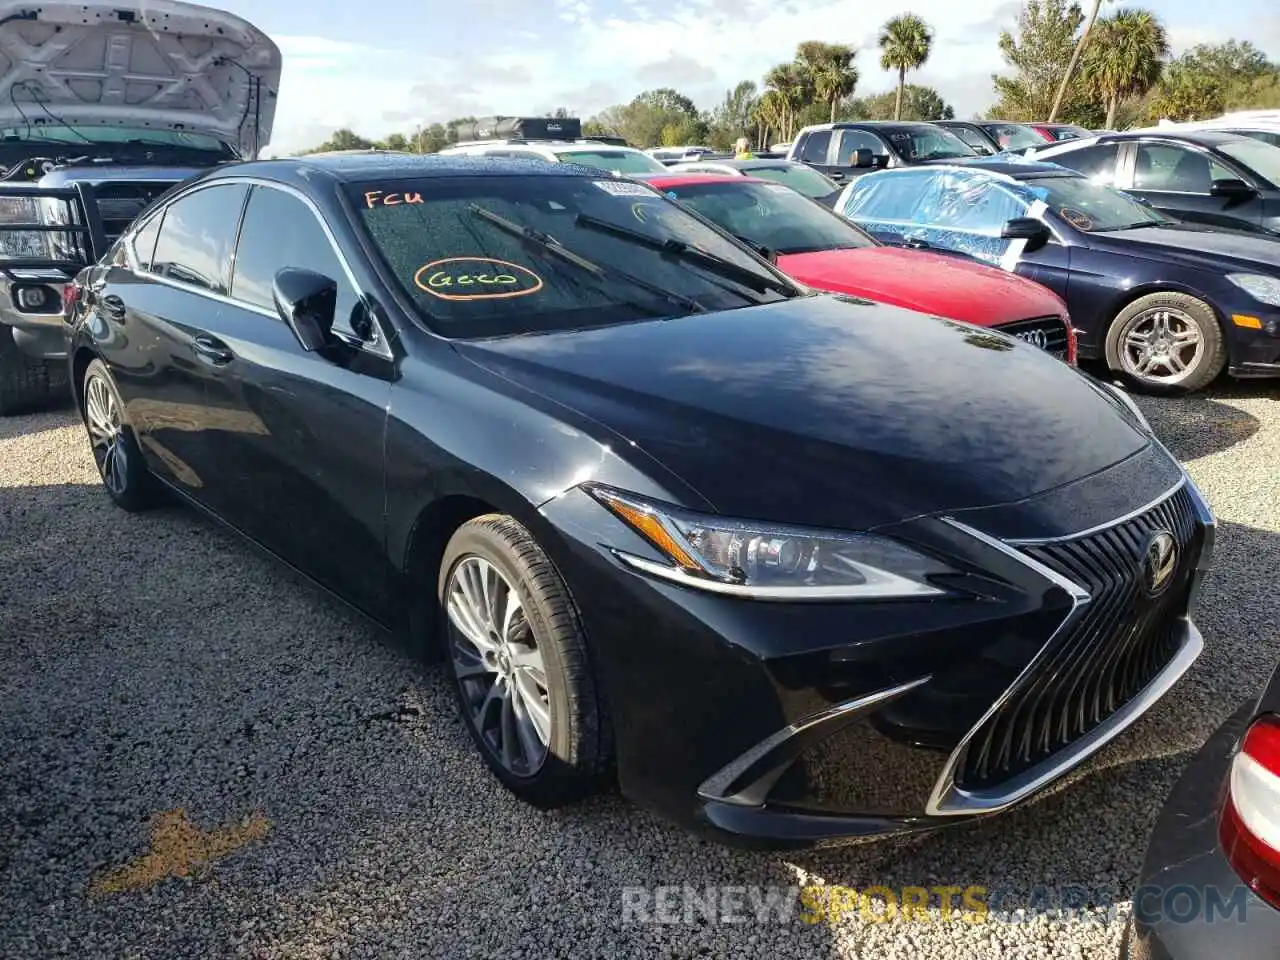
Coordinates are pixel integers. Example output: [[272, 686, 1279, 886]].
[[414, 257, 544, 301]]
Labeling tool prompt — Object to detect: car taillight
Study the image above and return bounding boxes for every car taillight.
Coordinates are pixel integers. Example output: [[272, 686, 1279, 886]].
[[62, 280, 83, 316], [1064, 316, 1078, 366], [1220, 714, 1280, 910]]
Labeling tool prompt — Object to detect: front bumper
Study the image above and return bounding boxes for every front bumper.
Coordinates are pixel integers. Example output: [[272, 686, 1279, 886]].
[[538, 445, 1215, 847], [0, 272, 73, 360], [1128, 703, 1280, 959]]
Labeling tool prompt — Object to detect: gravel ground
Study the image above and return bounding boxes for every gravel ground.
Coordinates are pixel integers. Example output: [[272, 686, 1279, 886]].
[[1, 379, 1277, 959]]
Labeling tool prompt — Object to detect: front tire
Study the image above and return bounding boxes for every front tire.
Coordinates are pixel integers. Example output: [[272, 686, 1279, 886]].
[[0, 323, 67, 416], [1105, 292, 1225, 394], [439, 514, 611, 807], [81, 359, 158, 511]]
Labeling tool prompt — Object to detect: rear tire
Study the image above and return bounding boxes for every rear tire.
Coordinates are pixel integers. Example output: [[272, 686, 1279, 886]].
[[0, 323, 67, 416], [1105, 292, 1225, 395], [439, 514, 612, 808], [81, 359, 159, 512]]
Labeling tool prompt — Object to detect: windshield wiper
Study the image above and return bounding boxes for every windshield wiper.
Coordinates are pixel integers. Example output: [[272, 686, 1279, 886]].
[[574, 213, 797, 298], [731, 234, 775, 261], [467, 204, 704, 313]]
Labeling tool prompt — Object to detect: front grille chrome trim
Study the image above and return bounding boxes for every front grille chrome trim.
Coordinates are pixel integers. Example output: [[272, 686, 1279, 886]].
[[928, 479, 1205, 816]]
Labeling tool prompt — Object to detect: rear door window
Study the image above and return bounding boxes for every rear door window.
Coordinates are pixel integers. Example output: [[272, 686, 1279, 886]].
[[835, 130, 889, 166], [149, 183, 249, 293], [1048, 143, 1121, 185], [1132, 144, 1232, 194]]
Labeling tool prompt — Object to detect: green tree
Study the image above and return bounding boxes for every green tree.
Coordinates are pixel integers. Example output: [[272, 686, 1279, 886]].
[[989, 0, 1100, 124], [633, 88, 699, 118], [379, 132, 410, 152], [1147, 42, 1280, 120], [763, 62, 811, 140], [306, 128, 373, 153], [706, 80, 759, 150], [878, 14, 933, 120], [420, 123, 448, 153], [1080, 9, 1168, 128], [796, 41, 860, 122], [848, 84, 955, 121]]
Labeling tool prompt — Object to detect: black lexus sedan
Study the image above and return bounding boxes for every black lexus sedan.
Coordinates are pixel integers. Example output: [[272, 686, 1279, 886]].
[[66, 154, 1215, 846], [837, 158, 1280, 392], [1126, 662, 1280, 959]]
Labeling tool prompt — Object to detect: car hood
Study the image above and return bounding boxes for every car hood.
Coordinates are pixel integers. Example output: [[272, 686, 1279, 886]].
[[776, 248, 1066, 327], [454, 295, 1149, 530], [1089, 222, 1280, 270], [0, 0, 280, 156]]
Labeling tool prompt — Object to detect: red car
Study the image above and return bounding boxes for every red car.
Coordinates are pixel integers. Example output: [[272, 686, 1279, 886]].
[[648, 173, 1077, 362], [1028, 122, 1092, 143]]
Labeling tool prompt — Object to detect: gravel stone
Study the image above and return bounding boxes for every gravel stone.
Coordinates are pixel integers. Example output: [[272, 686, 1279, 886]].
[[1, 378, 1277, 959]]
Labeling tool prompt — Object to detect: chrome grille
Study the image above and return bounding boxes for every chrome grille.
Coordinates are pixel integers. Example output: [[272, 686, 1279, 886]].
[[996, 315, 1070, 358], [956, 484, 1202, 789]]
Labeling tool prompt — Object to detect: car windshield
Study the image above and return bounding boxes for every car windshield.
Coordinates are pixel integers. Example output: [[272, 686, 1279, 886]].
[[663, 180, 875, 255], [981, 124, 1047, 152], [558, 150, 667, 174], [884, 126, 977, 162], [741, 164, 839, 199], [0, 124, 233, 156], [1217, 138, 1280, 186], [1022, 176, 1173, 232], [350, 174, 799, 338]]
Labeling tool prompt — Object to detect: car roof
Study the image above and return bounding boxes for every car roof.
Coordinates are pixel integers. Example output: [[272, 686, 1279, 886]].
[[647, 173, 761, 188], [1083, 130, 1254, 147], [202, 154, 600, 185], [448, 140, 645, 154]]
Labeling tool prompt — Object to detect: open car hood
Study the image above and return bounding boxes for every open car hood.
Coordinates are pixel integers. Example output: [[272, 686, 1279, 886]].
[[0, 0, 280, 156]]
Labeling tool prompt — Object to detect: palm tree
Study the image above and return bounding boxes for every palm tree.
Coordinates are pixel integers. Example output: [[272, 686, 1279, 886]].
[[796, 41, 860, 123], [1048, 0, 1108, 122], [1081, 9, 1169, 128], [878, 14, 933, 121], [764, 62, 811, 139]]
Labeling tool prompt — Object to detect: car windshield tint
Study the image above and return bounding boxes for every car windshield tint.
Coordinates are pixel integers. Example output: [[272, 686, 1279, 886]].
[[885, 127, 976, 162], [1217, 139, 1280, 185], [1023, 176, 1173, 232], [666, 180, 874, 255], [742, 164, 838, 199], [558, 150, 667, 174], [981, 124, 1047, 151], [350, 175, 797, 338]]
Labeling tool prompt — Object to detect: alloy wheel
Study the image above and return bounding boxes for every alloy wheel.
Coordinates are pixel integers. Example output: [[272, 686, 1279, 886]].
[[84, 374, 127, 496], [446, 556, 551, 776], [1118, 307, 1205, 386]]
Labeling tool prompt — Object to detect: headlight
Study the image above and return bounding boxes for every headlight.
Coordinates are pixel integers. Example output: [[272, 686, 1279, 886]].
[[587, 485, 956, 600], [1226, 273, 1280, 307]]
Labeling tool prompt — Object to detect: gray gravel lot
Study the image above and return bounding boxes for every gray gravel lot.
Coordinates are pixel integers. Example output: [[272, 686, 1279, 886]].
[[1, 380, 1278, 959]]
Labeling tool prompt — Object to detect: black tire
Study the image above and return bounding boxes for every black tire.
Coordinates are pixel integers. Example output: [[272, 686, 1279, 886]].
[[438, 514, 612, 807], [81, 359, 159, 512], [1105, 292, 1225, 395], [0, 323, 68, 416]]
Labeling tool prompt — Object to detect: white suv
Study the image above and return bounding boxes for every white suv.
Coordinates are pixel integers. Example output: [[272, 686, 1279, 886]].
[[438, 139, 667, 176]]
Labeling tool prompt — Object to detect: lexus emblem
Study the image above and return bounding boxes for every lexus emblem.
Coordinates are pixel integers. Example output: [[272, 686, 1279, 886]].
[[1143, 531, 1178, 596], [1015, 328, 1049, 349]]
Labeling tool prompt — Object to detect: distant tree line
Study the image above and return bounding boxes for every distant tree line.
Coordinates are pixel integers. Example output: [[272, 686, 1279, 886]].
[[298, 6, 1279, 154]]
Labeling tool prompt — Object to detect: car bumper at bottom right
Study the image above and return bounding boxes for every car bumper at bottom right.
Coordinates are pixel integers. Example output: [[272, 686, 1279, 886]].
[[1127, 695, 1280, 958]]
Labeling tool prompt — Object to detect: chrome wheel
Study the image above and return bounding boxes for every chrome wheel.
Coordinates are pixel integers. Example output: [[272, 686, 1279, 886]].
[[446, 556, 551, 776], [84, 374, 127, 496], [1118, 307, 1205, 386]]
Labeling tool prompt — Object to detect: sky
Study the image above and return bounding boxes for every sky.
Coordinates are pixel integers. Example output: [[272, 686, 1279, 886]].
[[206, 0, 1280, 156]]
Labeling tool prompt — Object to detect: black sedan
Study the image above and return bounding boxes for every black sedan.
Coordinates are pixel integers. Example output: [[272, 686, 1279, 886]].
[[836, 158, 1280, 392], [66, 154, 1214, 847], [1030, 131, 1280, 236], [1127, 661, 1280, 959]]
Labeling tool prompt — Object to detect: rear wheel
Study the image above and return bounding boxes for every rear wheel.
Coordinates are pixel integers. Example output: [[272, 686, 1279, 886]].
[[81, 359, 158, 511], [439, 514, 611, 807], [0, 323, 67, 416], [1105, 292, 1225, 394]]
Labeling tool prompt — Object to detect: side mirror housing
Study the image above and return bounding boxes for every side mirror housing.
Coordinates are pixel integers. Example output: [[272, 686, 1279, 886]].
[[273, 267, 338, 352], [1001, 217, 1051, 250], [1210, 177, 1255, 199], [852, 148, 873, 168]]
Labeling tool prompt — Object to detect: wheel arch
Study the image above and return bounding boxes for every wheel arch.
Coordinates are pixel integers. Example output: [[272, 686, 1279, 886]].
[[1099, 280, 1227, 367], [70, 345, 98, 414]]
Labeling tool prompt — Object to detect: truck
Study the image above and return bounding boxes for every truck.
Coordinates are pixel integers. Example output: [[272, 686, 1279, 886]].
[[0, 0, 281, 415]]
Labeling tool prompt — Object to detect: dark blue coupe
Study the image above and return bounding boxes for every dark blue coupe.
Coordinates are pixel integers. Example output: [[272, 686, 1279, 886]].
[[836, 158, 1280, 393]]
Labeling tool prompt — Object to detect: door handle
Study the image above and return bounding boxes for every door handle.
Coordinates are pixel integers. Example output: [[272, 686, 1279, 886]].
[[100, 294, 126, 319], [192, 335, 234, 365]]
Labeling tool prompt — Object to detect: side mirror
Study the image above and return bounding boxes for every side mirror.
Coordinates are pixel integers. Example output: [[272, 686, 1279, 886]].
[[273, 267, 338, 352], [852, 148, 873, 169], [1001, 217, 1051, 250], [1210, 178, 1255, 199]]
